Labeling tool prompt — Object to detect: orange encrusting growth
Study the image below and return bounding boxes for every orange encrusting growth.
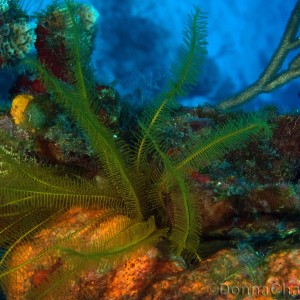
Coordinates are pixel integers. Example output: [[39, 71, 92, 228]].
[[4, 207, 130, 299]]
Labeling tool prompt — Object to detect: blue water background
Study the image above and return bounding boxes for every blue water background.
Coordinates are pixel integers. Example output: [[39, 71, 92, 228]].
[[0, 0, 299, 110], [91, 0, 300, 112]]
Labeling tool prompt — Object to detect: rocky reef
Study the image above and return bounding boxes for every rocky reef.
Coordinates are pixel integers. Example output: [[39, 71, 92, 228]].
[[1, 1, 300, 300]]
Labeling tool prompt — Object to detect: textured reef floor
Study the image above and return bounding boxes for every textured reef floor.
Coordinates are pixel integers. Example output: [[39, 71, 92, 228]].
[[3, 104, 300, 299]]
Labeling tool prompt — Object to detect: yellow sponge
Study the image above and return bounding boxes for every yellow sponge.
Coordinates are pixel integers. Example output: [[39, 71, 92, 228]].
[[10, 94, 33, 125]]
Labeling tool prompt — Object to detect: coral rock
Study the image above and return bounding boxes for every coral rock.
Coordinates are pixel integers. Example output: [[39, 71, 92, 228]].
[[0, 20, 36, 64]]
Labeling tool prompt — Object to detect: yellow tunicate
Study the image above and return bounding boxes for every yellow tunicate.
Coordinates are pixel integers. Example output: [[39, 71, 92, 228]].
[[10, 94, 33, 125]]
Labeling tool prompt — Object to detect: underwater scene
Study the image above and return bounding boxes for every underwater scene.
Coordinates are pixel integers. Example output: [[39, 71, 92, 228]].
[[1, 0, 300, 299]]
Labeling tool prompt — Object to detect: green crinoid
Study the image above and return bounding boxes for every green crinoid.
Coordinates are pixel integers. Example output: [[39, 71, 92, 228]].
[[0, 0, 273, 297]]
